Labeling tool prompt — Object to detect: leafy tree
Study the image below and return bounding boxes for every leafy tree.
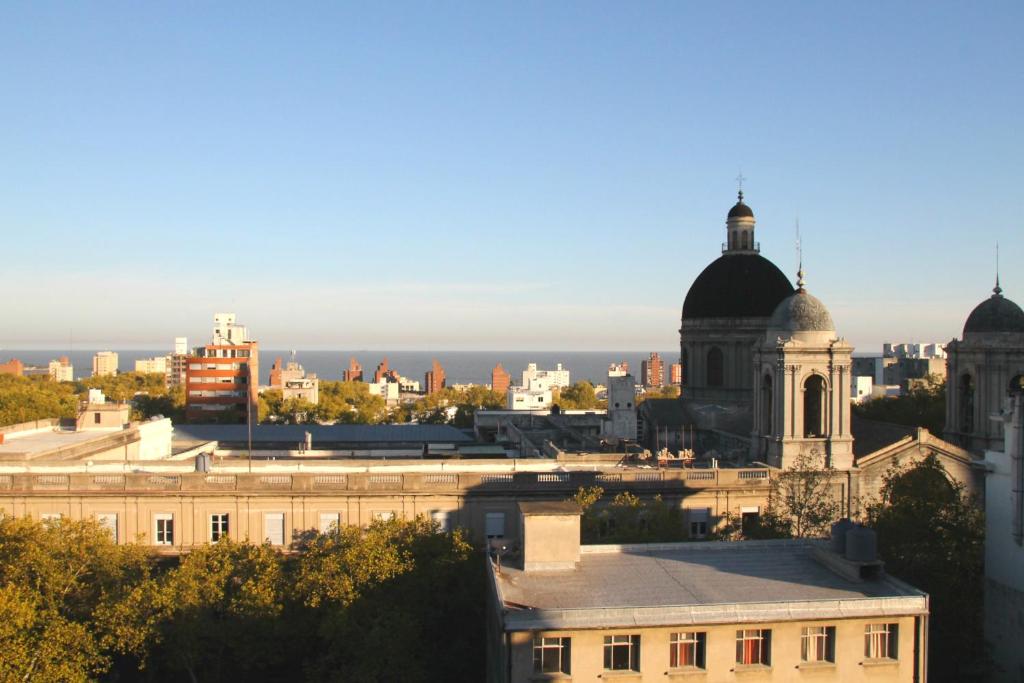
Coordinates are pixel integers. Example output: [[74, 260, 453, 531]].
[[863, 455, 987, 682], [78, 372, 170, 404], [569, 486, 685, 543], [0, 374, 79, 426], [553, 381, 604, 410], [638, 385, 681, 401], [852, 374, 945, 434]]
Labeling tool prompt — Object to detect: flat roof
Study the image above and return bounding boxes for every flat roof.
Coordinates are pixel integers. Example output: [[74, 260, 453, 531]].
[[519, 501, 581, 516], [172, 423, 473, 444], [0, 428, 122, 458], [494, 539, 927, 631]]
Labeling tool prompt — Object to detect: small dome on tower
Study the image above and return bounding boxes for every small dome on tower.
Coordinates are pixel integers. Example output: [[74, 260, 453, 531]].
[[963, 285, 1024, 335], [728, 190, 754, 219], [769, 269, 834, 332]]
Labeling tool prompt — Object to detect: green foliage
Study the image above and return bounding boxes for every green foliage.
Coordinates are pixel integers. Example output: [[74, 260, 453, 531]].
[[852, 374, 945, 434], [0, 514, 485, 682], [553, 381, 605, 410], [863, 455, 987, 682], [0, 374, 79, 426], [78, 372, 169, 404], [570, 486, 686, 543], [316, 380, 389, 424], [638, 385, 681, 401]]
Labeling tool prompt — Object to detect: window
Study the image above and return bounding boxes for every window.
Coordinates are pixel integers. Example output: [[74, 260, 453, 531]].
[[264, 512, 285, 546], [688, 508, 709, 539], [803, 375, 826, 437], [736, 629, 771, 666], [670, 632, 706, 669], [865, 623, 898, 660], [155, 513, 174, 545], [97, 513, 118, 541], [319, 512, 341, 532], [373, 511, 395, 522], [485, 512, 505, 539], [706, 347, 724, 387], [431, 510, 452, 532], [603, 635, 640, 671], [533, 635, 571, 675], [40, 513, 61, 523], [801, 626, 835, 663], [94, 412, 101, 424], [210, 513, 229, 542]]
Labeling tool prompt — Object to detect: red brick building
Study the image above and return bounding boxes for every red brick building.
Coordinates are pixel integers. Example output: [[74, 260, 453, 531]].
[[0, 358, 24, 376], [491, 363, 510, 393], [185, 342, 259, 423], [425, 359, 446, 395], [641, 352, 664, 388], [342, 357, 363, 382]]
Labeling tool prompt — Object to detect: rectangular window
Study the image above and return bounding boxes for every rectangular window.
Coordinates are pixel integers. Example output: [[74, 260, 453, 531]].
[[431, 510, 452, 532], [865, 623, 898, 660], [736, 629, 771, 666], [688, 508, 709, 539], [533, 635, 571, 674], [319, 512, 341, 532], [264, 512, 285, 546], [603, 635, 640, 671], [210, 513, 229, 542], [96, 513, 118, 541], [801, 626, 835, 663], [94, 412, 102, 424], [40, 513, 61, 522], [485, 512, 505, 538], [670, 632, 706, 669], [155, 513, 174, 546], [373, 511, 395, 522]]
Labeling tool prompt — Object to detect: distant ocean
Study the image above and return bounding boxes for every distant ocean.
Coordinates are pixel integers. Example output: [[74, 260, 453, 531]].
[[2, 350, 679, 386]]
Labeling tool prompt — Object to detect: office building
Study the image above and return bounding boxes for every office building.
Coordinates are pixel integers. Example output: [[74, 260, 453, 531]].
[[487, 503, 928, 682], [425, 359, 446, 395], [48, 356, 73, 382], [185, 313, 259, 422], [491, 363, 511, 393], [92, 351, 118, 377], [641, 352, 664, 388]]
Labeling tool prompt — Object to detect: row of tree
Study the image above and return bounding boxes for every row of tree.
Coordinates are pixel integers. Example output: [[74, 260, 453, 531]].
[[0, 515, 484, 682]]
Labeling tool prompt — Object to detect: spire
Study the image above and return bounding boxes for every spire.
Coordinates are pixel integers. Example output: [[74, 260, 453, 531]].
[[795, 219, 805, 291], [994, 242, 1002, 296]]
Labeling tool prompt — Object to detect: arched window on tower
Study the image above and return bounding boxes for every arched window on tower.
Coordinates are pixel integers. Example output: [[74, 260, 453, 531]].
[[803, 375, 826, 437], [707, 347, 723, 387], [761, 374, 773, 435], [741, 232, 749, 250], [960, 374, 974, 434]]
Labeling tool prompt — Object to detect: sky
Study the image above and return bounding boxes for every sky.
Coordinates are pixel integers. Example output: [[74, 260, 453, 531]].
[[1, 2, 1021, 353]]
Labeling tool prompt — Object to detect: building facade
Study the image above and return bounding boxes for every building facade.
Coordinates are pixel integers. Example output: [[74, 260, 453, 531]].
[[92, 351, 118, 377], [640, 352, 664, 388], [342, 357, 363, 382], [185, 314, 258, 422], [48, 356, 73, 382], [135, 356, 168, 374], [491, 363, 511, 393], [425, 359, 446, 395], [522, 363, 570, 391]]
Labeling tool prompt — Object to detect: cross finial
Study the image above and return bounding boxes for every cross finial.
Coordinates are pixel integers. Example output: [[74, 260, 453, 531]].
[[736, 171, 746, 201], [994, 242, 1002, 296]]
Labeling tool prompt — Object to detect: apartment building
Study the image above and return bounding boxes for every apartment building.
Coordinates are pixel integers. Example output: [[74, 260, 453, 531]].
[[491, 363, 511, 393], [92, 351, 118, 377], [185, 314, 258, 422], [670, 362, 682, 386], [487, 503, 928, 682], [425, 359, 446, 395], [166, 337, 189, 387], [48, 356, 74, 382], [522, 363, 570, 391], [342, 357, 363, 382], [641, 352, 664, 388], [135, 356, 168, 374]]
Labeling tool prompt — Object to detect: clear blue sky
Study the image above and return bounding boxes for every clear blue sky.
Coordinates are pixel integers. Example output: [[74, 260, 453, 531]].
[[1, 2, 1021, 352]]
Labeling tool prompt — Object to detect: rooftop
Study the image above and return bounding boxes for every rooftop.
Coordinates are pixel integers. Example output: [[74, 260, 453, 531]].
[[0, 426, 122, 459], [494, 539, 926, 631], [172, 423, 474, 445]]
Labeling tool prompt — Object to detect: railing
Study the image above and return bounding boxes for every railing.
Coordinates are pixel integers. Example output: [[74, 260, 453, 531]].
[[0, 467, 771, 494]]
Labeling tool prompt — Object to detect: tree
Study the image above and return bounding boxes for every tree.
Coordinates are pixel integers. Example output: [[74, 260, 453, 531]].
[[554, 381, 604, 410], [0, 374, 79, 426], [569, 486, 685, 543], [852, 374, 945, 434], [863, 455, 987, 682], [638, 386, 681, 401]]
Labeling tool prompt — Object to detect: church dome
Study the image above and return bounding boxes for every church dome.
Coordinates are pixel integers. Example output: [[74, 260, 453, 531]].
[[769, 287, 835, 332], [963, 286, 1024, 335], [682, 253, 795, 319], [728, 191, 754, 219]]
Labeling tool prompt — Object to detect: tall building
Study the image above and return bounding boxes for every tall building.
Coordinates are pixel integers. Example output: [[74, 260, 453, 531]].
[[425, 359, 446, 395], [135, 356, 168, 374], [270, 356, 319, 404], [641, 352, 664, 388], [522, 363, 570, 391], [491, 363, 511, 393], [670, 362, 682, 386], [92, 351, 118, 377], [185, 313, 259, 422], [343, 357, 363, 382], [374, 358, 390, 384], [0, 358, 25, 376], [48, 356, 73, 382], [167, 338, 188, 388]]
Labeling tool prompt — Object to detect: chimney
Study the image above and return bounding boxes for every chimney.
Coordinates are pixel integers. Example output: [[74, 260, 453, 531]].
[[518, 501, 581, 572]]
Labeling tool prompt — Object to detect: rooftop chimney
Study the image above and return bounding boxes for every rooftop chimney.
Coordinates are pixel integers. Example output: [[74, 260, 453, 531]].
[[518, 501, 581, 572]]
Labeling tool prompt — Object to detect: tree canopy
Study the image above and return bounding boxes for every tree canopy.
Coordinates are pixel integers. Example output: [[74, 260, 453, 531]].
[[553, 381, 605, 410], [569, 486, 685, 543], [852, 374, 945, 434]]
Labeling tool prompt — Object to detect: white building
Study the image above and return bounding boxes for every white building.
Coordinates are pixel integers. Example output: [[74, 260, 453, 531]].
[[851, 375, 873, 403], [521, 363, 570, 391], [882, 342, 947, 360], [399, 376, 421, 392], [368, 379, 401, 406], [984, 394, 1024, 680], [135, 356, 169, 374], [92, 351, 118, 377], [507, 387, 552, 411], [212, 312, 250, 345], [174, 337, 188, 355], [48, 357, 73, 383]]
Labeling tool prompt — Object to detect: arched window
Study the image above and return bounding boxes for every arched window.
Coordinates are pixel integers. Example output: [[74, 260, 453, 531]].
[[741, 232, 749, 250], [803, 375, 826, 437], [707, 347, 724, 387], [731, 231, 737, 248], [761, 374, 773, 435], [960, 374, 974, 433]]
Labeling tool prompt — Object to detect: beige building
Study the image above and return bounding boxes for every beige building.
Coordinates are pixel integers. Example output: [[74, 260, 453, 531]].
[[135, 356, 168, 374], [48, 356, 73, 382], [92, 351, 119, 377], [487, 503, 928, 683]]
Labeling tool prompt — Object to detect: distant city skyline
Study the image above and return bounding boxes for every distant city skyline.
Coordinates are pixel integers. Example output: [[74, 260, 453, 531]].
[[1, 3, 1020, 351]]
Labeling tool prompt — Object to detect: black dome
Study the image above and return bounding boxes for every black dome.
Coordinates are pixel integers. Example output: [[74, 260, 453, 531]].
[[682, 253, 795, 319], [963, 290, 1024, 335], [728, 201, 754, 219]]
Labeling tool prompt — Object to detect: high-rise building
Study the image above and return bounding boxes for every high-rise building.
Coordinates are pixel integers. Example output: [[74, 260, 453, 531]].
[[343, 357, 363, 382], [491, 363, 511, 393], [135, 356, 168, 374], [641, 352, 664, 388], [167, 338, 189, 388], [670, 362, 682, 386], [92, 352, 118, 377], [185, 313, 259, 423], [425, 359, 446, 395], [48, 357, 73, 382], [374, 358, 390, 384], [0, 358, 24, 376]]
